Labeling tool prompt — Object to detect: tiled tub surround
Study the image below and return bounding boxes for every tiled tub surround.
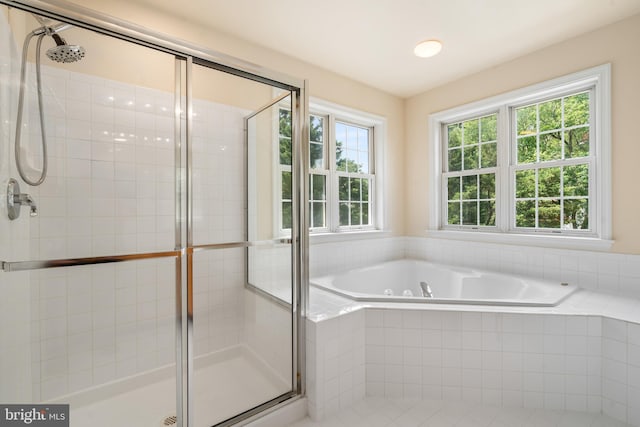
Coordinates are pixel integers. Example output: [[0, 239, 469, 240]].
[[304, 233, 640, 424], [306, 305, 366, 421], [306, 292, 640, 425], [309, 235, 640, 301]]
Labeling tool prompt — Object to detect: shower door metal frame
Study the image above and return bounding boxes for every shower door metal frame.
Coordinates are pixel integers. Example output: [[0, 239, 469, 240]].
[[0, 1, 309, 426], [243, 86, 309, 393]]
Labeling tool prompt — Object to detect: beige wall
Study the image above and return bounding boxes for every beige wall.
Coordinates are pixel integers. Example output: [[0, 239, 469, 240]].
[[405, 13, 640, 254], [61, 0, 406, 236]]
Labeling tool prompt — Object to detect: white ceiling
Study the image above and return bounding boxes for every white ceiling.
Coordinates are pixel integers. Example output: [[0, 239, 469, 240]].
[[134, 0, 640, 98]]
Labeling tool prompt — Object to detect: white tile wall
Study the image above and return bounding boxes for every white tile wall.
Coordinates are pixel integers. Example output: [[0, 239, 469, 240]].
[[629, 323, 640, 426], [13, 63, 249, 402], [0, 7, 32, 402], [192, 249, 245, 357], [30, 259, 176, 400], [25, 65, 176, 260], [406, 237, 640, 299], [308, 304, 640, 424], [306, 236, 640, 423], [248, 245, 292, 303], [306, 310, 366, 421], [364, 310, 601, 413], [601, 318, 640, 425], [191, 99, 248, 246], [309, 236, 405, 279]]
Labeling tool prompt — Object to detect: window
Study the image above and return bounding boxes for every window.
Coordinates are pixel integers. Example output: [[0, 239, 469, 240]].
[[309, 114, 328, 229], [336, 121, 373, 228], [445, 114, 498, 227], [278, 101, 382, 235], [430, 65, 611, 247], [513, 92, 591, 231]]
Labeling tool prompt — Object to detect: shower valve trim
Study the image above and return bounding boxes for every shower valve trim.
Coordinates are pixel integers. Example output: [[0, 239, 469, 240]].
[[7, 178, 38, 220]]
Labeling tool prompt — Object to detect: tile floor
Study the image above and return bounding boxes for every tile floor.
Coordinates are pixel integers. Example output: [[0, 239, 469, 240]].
[[287, 398, 633, 427]]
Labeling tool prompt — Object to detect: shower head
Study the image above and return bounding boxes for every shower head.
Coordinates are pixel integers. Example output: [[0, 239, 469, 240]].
[[46, 33, 85, 63], [46, 44, 85, 63]]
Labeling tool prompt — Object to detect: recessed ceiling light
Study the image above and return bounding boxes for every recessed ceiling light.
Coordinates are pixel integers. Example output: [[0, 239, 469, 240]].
[[414, 39, 443, 58]]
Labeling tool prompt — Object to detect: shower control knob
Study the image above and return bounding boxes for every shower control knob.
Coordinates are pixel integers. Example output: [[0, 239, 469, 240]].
[[7, 178, 38, 220]]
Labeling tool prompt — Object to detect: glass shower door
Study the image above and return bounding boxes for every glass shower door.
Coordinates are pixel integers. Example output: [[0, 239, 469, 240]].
[[189, 65, 299, 426], [1, 3, 305, 427], [0, 7, 181, 427]]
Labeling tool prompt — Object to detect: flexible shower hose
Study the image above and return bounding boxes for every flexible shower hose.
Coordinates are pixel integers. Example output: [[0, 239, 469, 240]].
[[14, 30, 48, 186]]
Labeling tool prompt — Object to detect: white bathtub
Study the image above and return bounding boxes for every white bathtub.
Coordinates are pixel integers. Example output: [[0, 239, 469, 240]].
[[311, 259, 578, 306]]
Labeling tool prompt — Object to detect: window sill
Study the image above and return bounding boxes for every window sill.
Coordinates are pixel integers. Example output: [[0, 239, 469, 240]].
[[426, 229, 614, 252], [310, 229, 392, 244]]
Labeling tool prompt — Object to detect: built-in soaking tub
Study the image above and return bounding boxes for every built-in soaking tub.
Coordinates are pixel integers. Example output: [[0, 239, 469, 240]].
[[311, 259, 578, 306]]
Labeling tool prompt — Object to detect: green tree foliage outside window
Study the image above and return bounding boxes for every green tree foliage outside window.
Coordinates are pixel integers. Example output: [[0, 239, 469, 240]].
[[279, 110, 372, 231], [280, 111, 329, 230], [310, 115, 324, 169], [309, 115, 327, 228], [279, 109, 292, 166], [336, 122, 372, 227], [446, 114, 497, 227], [515, 92, 590, 230], [281, 171, 292, 229], [279, 109, 293, 229], [309, 173, 326, 229]]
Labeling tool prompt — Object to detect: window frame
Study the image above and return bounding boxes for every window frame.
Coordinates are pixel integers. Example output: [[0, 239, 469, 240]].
[[333, 117, 376, 232], [441, 112, 500, 231], [428, 64, 612, 250], [276, 108, 294, 233], [508, 89, 595, 235], [308, 113, 330, 233], [276, 98, 386, 237]]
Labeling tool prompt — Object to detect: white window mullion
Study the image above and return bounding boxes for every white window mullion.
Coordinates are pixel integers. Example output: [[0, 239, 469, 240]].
[[327, 114, 338, 232], [588, 155, 597, 237], [499, 105, 511, 232]]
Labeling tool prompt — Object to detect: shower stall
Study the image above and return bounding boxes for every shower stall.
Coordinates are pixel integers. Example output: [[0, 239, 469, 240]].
[[0, 1, 307, 426]]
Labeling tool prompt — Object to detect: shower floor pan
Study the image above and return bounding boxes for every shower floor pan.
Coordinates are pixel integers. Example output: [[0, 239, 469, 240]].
[[64, 346, 290, 427]]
